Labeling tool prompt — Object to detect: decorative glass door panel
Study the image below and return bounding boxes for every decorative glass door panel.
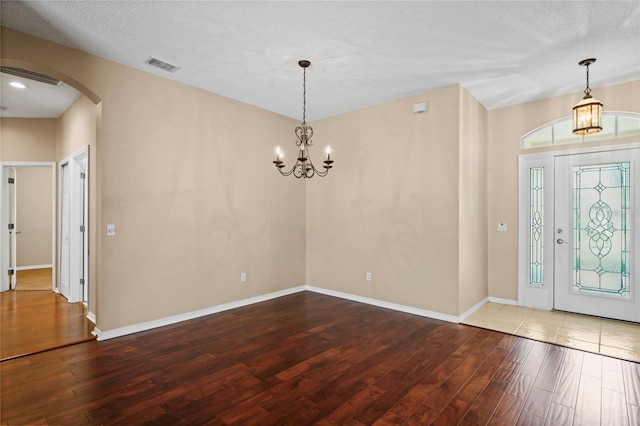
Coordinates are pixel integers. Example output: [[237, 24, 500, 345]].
[[530, 167, 545, 286], [573, 162, 630, 298], [555, 149, 640, 322]]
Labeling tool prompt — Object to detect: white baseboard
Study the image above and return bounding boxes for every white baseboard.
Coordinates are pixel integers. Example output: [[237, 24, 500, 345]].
[[488, 297, 518, 306], [15, 264, 53, 271], [94, 286, 306, 341], [93, 285, 501, 342], [306, 285, 460, 323], [459, 297, 489, 322]]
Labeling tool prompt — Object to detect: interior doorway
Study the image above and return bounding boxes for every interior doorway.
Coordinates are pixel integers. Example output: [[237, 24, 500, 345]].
[[1, 162, 56, 292]]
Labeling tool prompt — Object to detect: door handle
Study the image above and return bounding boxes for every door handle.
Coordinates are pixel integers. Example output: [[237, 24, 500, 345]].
[[556, 238, 566, 245]]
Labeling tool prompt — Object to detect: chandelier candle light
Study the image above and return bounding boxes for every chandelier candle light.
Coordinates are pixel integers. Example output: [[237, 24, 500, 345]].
[[273, 60, 333, 178], [572, 58, 603, 135]]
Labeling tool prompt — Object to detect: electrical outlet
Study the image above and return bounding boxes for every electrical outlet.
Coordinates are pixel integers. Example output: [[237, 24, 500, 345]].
[[240, 272, 247, 282], [366, 272, 372, 281]]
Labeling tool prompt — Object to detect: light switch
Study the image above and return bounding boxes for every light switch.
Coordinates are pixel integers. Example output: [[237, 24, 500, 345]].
[[106, 224, 116, 236], [497, 223, 507, 232]]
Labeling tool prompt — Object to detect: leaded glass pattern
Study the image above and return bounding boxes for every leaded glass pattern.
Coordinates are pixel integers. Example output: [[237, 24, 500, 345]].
[[572, 162, 630, 298], [529, 167, 544, 286]]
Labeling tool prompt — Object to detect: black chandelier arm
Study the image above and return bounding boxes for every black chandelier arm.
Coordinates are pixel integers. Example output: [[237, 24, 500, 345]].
[[274, 160, 296, 177], [302, 154, 332, 178], [274, 153, 333, 178]]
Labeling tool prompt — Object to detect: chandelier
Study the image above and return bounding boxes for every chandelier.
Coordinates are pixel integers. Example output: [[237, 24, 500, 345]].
[[572, 58, 603, 135], [273, 60, 333, 178]]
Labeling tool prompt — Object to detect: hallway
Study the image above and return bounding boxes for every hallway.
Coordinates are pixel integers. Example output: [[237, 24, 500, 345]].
[[0, 289, 95, 361]]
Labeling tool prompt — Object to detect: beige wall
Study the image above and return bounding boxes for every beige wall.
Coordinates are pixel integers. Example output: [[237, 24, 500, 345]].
[[487, 80, 640, 301], [57, 95, 95, 161], [458, 87, 488, 313], [2, 27, 306, 331], [15, 167, 52, 267], [0, 118, 57, 161], [308, 85, 465, 316]]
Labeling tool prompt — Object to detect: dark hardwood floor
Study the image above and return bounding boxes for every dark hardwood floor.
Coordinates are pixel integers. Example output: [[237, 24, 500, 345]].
[[1, 292, 638, 425]]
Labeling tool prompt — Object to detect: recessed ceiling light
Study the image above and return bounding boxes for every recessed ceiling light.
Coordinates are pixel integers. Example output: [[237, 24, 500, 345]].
[[9, 81, 28, 89]]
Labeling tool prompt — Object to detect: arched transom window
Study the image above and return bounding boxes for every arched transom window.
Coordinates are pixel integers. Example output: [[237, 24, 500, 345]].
[[522, 112, 640, 149]]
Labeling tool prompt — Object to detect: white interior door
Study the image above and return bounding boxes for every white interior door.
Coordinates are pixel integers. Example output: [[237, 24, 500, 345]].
[[60, 163, 71, 300], [69, 148, 89, 304], [554, 148, 640, 322]]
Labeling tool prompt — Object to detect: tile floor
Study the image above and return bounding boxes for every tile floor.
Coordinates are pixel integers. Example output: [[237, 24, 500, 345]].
[[463, 302, 640, 363]]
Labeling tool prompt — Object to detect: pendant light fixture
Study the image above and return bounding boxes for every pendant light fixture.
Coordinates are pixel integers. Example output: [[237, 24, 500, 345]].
[[572, 58, 603, 135], [273, 60, 333, 178]]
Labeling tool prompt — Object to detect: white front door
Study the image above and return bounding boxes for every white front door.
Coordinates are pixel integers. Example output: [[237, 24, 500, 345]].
[[60, 163, 71, 300], [554, 148, 640, 322]]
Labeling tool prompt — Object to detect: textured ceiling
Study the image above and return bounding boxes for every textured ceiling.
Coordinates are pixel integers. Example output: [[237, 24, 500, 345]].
[[1, 1, 639, 120]]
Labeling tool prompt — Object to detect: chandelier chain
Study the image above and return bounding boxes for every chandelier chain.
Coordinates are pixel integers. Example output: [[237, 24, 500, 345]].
[[302, 66, 307, 124]]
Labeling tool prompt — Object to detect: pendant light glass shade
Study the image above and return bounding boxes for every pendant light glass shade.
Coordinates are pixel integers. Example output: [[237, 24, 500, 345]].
[[572, 58, 603, 135], [573, 95, 603, 135]]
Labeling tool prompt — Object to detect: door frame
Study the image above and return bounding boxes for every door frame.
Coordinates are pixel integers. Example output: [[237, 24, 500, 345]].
[[59, 146, 90, 304], [59, 161, 71, 300], [0, 162, 57, 292], [518, 142, 640, 312]]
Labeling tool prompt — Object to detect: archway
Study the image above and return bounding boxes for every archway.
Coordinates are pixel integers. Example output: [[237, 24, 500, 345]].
[[0, 57, 102, 339]]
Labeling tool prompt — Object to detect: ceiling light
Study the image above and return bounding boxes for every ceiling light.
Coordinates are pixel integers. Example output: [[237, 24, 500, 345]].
[[273, 60, 333, 178], [9, 81, 27, 89], [572, 58, 603, 135]]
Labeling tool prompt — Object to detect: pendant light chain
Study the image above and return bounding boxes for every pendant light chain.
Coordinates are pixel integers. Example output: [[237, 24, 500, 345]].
[[584, 63, 591, 96]]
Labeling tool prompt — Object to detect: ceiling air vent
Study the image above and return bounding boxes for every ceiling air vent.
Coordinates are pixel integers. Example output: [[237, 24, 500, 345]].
[[145, 57, 181, 73], [0, 67, 61, 86]]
